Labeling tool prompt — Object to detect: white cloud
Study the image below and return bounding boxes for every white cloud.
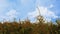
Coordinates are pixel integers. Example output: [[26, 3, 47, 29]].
[[49, 4, 54, 8], [6, 9, 18, 19], [28, 6, 58, 22], [0, 9, 19, 22]]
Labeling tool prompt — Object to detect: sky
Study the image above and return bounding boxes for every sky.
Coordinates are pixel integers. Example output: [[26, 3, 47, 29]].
[[0, 0, 60, 22]]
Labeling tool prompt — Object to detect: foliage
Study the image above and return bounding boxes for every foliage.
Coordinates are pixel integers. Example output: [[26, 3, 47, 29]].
[[0, 16, 60, 34]]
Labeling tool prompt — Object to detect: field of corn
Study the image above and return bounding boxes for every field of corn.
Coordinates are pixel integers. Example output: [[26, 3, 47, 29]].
[[0, 16, 60, 34]]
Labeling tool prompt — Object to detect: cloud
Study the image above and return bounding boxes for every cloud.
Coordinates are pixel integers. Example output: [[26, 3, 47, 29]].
[[49, 4, 54, 8], [28, 6, 58, 22], [6, 9, 19, 19], [0, 9, 19, 22]]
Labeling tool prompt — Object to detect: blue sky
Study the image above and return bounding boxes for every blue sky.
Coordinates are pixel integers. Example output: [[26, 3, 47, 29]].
[[0, 0, 60, 22]]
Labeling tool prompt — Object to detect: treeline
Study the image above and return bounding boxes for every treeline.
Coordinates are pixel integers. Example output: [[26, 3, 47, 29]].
[[0, 16, 60, 34]]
